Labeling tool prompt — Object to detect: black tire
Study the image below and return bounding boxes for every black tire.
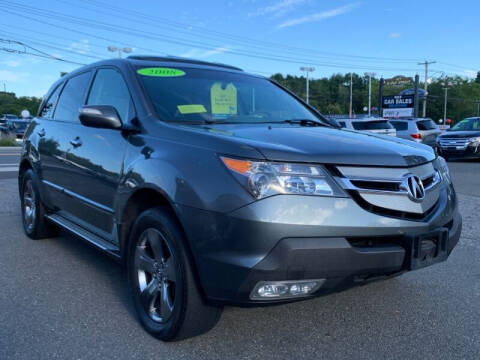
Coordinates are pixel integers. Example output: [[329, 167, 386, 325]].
[[20, 169, 59, 239], [127, 207, 222, 341]]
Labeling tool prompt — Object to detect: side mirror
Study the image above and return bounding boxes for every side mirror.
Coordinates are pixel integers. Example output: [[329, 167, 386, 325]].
[[79, 105, 122, 130]]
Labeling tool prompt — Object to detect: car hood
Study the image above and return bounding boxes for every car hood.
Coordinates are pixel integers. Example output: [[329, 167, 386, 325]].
[[190, 123, 435, 167], [439, 130, 480, 138]]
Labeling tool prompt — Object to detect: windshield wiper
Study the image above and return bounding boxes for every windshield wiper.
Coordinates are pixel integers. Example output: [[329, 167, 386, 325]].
[[282, 119, 327, 127]]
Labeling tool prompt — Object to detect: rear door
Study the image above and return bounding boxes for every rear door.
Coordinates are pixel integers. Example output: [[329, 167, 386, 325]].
[[45, 71, 93, 217], [62, 67, 133, 241]]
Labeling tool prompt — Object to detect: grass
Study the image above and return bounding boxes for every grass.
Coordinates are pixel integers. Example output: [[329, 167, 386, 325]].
[[0, 136, 18, 146]]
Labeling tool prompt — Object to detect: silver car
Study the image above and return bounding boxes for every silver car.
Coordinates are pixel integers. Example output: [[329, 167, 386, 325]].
[[389, 118, 441, 148], [337, 117, 397, 136]]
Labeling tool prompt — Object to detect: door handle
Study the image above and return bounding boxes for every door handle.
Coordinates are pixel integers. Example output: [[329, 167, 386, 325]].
[[38, 128, 46, 137], [70, 137, 82, 148]]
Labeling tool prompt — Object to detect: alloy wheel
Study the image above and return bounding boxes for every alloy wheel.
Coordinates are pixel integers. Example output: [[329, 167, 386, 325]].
[[23, 180, 36, 233], [135, 228, 177, 323]]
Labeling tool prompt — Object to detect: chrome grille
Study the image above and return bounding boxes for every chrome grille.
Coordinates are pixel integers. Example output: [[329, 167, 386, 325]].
[[438, 137, 470, 148], [334, 163, 441, 216]]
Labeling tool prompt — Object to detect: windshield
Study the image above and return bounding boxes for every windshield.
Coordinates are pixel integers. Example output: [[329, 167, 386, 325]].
[[450, 118, 480, 131], [352, 120, 393, 130], [137, 66, 324, 124]]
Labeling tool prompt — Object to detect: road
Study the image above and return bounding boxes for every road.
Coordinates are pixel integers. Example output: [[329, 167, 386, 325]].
[[0, 146, 20, 180], [0, 147, 479, 360]]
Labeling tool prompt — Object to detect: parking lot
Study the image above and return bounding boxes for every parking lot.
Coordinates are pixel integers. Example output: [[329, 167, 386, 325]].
[[0, 146, 479, 360]]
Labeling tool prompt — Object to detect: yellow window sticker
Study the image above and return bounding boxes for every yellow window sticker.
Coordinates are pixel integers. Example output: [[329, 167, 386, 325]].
[[177, 104, 207, 114], [137, 67, 186, 77], [210, 82, 237, 115]]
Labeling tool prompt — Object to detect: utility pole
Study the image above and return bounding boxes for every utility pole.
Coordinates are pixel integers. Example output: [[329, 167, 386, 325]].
[[418, 60, 436, 117], [300, 67, 315, 104], [443, 87, 449, 124], [0, 81, 5, 93], [414, 74, 420, 118], [349, 73, 353, 117], [364, 72, 375, 116], [378, 77, 384, 117]]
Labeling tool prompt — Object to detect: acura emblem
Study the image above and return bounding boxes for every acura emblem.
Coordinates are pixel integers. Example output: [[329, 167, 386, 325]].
[[401, 174, 425, 202]]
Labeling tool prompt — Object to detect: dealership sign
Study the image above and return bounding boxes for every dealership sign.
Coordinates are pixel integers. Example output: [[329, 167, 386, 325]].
[[385, 75, 414, 87], [382, 95, 414, 118]]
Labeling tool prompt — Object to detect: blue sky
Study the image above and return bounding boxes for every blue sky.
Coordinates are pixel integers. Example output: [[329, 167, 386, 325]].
[[0, 0, 478, 97]]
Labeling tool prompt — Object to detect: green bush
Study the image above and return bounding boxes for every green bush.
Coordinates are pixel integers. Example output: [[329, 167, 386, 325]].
[[0, 136, 18, 147]]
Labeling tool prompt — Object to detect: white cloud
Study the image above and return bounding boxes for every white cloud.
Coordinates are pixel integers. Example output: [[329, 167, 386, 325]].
[[250, 0, 306, 17], [276, 2, 360, 29], [67, 39, 91, 55], [389, 32, 401, 38], [0, 70, 30, 83], [464, 70, 477, 78], [179, 46, 230, 59], [1, 60, 22, 67]]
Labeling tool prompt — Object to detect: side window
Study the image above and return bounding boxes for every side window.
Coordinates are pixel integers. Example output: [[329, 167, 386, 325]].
[[87, 68, 134, 122], [390, 121, 408, 131], [54, 72, 92, 122], [339, 121, 346, 127], [40, 84, 63, 118]]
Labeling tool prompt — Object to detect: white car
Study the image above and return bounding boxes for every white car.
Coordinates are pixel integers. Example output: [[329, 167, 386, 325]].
[[337, 117, 397, 137]]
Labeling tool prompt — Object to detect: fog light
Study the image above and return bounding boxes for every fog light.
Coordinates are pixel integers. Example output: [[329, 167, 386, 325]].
[[250, 279, 325, 300]]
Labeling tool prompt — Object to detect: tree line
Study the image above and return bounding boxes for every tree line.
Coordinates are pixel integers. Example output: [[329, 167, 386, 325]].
[[271, 72, 480, 124], [2, 72, 480, 124], [0, 92, 42, 117]]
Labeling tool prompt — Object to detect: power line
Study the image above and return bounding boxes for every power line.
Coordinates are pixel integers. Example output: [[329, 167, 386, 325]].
[[0, 38, 85, 65], [0, 1, 428, 73]]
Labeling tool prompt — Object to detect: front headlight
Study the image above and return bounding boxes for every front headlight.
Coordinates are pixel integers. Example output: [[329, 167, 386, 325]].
[[437, 156, 451, 184], [468, 136, 480, 144], [221, 157, 346, 199]]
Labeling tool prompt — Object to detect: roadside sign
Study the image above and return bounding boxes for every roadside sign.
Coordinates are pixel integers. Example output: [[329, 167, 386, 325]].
[[382, 95, 414, 118]]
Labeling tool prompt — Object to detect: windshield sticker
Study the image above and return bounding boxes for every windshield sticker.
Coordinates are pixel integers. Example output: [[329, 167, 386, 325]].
[[210, 82, 237, 115], [137, 67, 186, 77], [177, 104, 207, 114]]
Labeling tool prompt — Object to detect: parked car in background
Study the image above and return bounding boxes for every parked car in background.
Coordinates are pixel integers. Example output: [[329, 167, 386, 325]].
[[337, 117, 396, 136], [437, 117, 480, 160], [0, 114, 19, 127], [389, 118, 441, 148], [7, 118, 31, 139]]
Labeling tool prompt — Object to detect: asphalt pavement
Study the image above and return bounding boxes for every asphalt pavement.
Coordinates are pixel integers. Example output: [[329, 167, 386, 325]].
[[0, 146, 20, 180], [0, 147, 479, 360]]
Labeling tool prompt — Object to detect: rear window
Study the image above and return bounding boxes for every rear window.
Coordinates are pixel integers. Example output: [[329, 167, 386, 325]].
[[416, 119, 437, 130], [390, 121, 408, 131], [352, 120, 393, 130]]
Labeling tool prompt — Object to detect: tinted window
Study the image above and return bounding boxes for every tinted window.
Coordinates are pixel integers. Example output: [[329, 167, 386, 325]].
[[137, 67, 325, 125], [352, 120, 393, 130], [40, 84, 63, 118], [390, 121, 408, 131], [339, 121, 346, 127], [54, 72, 91, 122], [416, 119, 437, 130], [87, 68, 134, 122]]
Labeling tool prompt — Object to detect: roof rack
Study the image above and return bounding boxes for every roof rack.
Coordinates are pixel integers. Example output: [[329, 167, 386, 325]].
[[127, 55, 243, 71]]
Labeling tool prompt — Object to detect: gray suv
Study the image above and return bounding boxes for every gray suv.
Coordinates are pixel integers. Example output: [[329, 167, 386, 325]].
[[19, 56, 461, 341], [389, 118, 441, 148]]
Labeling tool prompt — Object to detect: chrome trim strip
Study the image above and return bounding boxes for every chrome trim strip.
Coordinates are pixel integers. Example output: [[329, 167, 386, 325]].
[[334, 171, 440, 196], [42, 179, 114, 214]]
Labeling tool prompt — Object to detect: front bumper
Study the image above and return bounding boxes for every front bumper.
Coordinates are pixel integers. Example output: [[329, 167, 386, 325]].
[[178, 181, 461, 305], [438, 144, 480, 159]]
